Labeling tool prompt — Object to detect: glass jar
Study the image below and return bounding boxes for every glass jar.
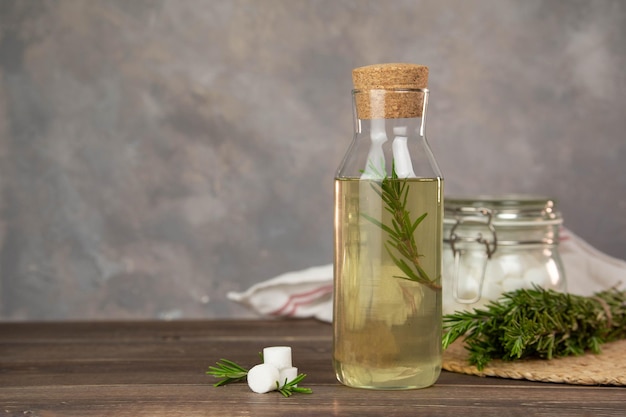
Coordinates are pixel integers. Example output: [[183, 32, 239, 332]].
[[333, 63, 443, 390], [442, 195, 566, 315]]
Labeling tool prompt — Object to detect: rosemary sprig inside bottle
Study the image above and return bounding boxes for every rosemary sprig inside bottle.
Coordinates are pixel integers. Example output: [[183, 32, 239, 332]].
[[442, 286, 626, 370], [361, 166, 441, 291]]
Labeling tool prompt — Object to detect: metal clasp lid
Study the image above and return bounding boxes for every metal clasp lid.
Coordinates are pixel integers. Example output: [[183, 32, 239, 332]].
[[448, 207, 498, 304], [449, 207, 498, 258]]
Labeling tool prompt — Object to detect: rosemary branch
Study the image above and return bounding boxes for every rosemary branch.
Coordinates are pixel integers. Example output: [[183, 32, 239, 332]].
[[206, 358, 249, 387], [442, 286, 626, 370], [361, 166, 441, 291], [276, 374, 313, 397]]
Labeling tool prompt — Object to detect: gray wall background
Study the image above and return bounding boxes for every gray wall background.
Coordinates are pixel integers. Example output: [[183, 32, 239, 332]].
[[0, 0, 624, 320]]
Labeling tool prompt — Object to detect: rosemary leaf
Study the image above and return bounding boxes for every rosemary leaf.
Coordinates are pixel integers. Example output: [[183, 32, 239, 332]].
[[361, 213, 395, 236], [411, 212, 428, 234]]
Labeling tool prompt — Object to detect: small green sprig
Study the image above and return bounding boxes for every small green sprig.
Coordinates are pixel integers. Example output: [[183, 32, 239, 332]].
[[361, 164, 441, 291], [276, 374, 313, 397], [442, 286, 626, 370], [206, 358, 249, 387]]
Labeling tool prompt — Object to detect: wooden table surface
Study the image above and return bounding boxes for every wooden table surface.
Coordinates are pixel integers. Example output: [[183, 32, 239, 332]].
[[0, 319, 623, 416]]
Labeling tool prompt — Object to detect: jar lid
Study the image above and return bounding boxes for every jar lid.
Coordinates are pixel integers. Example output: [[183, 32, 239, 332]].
[[444, 194, 562, 226]]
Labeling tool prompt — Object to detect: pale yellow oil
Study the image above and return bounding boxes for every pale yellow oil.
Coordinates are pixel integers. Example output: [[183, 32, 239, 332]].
[[333, 177, 443, 389]]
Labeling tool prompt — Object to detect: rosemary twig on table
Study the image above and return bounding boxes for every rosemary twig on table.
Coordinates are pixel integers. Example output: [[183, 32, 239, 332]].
[[442, 286, 626, 370], [206, 358, 249, 387], [361, 165, 441, 291], [276, 374, 313, 397]]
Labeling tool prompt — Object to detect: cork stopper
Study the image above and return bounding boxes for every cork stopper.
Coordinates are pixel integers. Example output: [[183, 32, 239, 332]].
[[352, 63, 429, 119]]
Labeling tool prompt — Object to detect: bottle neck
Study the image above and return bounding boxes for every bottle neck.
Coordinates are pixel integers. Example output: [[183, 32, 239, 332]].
[[354, 118, 427, 179], [336, 88, 439, 180]]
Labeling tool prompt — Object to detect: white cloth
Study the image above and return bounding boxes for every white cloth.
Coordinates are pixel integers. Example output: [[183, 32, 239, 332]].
[[228, 228, 625, 323], [560, 229, 626, 295], [227, 264, 334, 322]]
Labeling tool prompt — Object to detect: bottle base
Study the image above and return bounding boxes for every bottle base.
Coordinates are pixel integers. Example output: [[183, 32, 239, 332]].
[[334, 361, 441, 390]]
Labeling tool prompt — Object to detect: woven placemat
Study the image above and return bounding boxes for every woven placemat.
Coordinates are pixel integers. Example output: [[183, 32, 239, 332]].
[[443, 339, 626, 386]]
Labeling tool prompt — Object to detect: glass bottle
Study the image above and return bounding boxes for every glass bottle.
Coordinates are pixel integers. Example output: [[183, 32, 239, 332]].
[[333, 63, 443, 390], [442, 195, 566, 315]]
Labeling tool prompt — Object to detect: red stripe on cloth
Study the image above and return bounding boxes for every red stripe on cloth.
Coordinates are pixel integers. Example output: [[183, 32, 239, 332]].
[[269, 283, 334, 317]]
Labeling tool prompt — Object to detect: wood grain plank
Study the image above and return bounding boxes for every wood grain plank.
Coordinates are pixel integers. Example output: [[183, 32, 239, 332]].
[[1, 320, 624, 417], [0, 319, 332, 342], [2, 384, 624, 417]]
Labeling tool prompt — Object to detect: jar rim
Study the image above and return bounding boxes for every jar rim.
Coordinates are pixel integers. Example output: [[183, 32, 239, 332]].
[[444, 194, 562, 224]]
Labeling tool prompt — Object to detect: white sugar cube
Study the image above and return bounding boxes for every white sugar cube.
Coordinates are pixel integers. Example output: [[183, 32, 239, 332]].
[[247, 363, 280, 394], [263, 346, 292, 370], [498, 254, 524, 277], [278, 366, 298, 388], [484, 260, 505, 283], [456, 276, 480, 301], [481, 282, 504, 301], [502, 277, 526, 293], [524, 267, 548, 287]]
